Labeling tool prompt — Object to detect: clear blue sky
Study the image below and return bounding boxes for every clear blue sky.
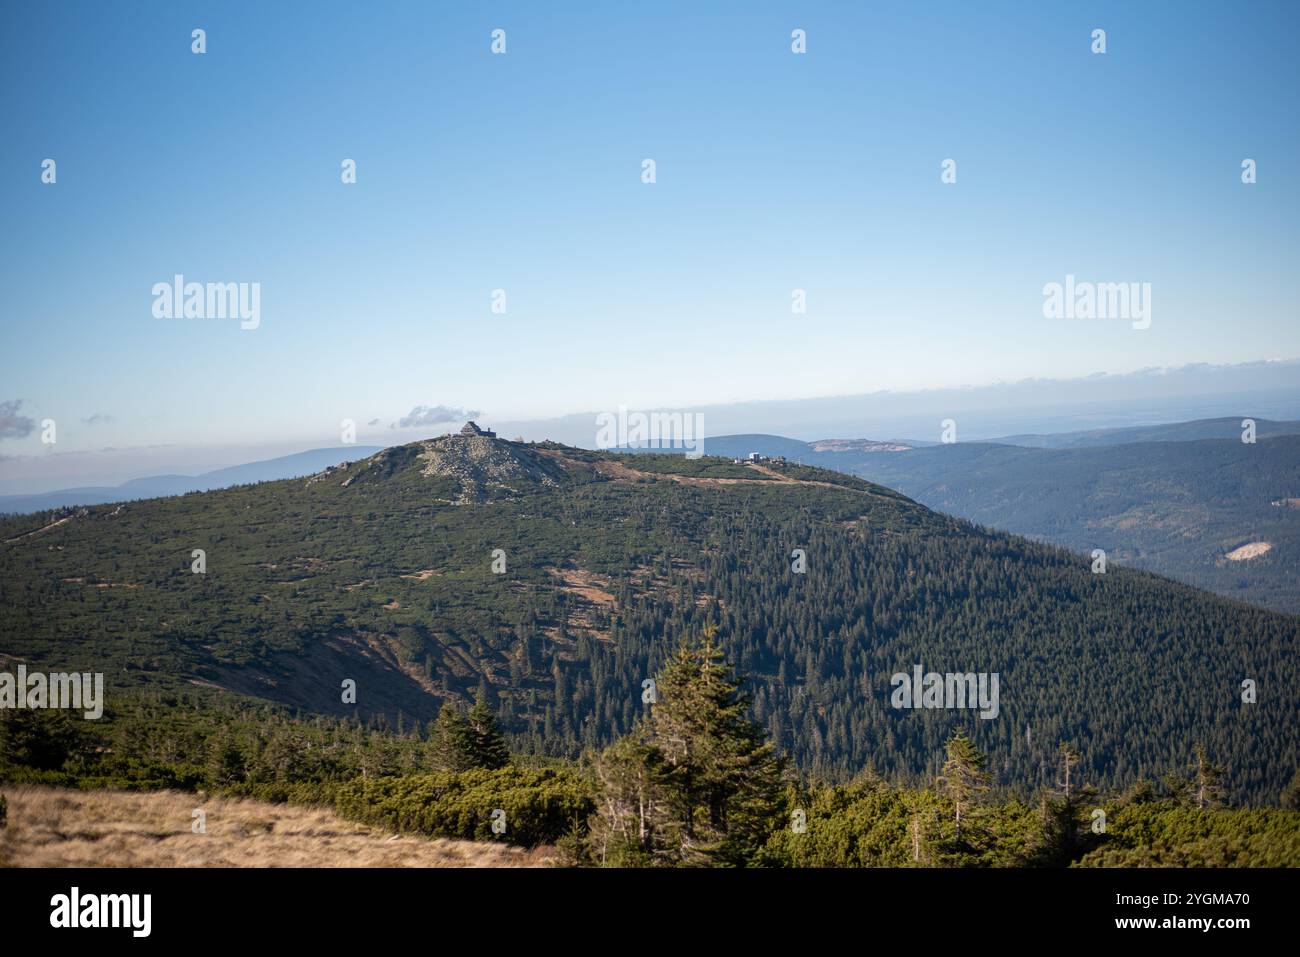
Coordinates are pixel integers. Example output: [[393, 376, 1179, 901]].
[[1, 0, 1297, 464]]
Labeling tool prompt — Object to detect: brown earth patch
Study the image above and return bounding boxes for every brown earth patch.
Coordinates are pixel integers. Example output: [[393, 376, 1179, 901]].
[[547, 566, 617, 606]]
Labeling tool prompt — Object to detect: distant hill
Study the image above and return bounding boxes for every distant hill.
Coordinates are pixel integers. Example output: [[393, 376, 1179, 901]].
[[845, 434, 1300, 614], [624, 418, 1300, 461], [989, 417, 1300, 449], [0, 446, 382, 515], [486, 360, 1300, 447], [2, 432, 1295, 801]]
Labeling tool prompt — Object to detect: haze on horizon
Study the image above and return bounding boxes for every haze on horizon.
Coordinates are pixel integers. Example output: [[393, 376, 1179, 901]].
[[3, 359, 1300, 496]]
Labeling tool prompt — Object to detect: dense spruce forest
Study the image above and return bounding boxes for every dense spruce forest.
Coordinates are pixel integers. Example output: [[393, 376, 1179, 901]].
[[1, 433, 1297, 812], [3, 641, 1298, 867]]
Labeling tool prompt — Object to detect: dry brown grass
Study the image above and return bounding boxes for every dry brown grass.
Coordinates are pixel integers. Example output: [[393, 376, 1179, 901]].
[[0, 786, 553, 868]]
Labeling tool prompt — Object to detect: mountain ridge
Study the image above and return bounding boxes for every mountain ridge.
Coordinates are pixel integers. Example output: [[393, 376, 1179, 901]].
[[2, 434, 1295, 800]]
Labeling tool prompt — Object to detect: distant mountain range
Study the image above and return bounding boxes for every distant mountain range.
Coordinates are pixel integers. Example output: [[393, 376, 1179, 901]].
[[652, 417, 1300, 460], [0, 447, 381, 515], [487, 360, 1300, 447], [986, 416, 1300, 449]]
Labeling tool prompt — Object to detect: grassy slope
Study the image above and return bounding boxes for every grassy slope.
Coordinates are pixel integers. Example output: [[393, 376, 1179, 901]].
[[0, 785, 547, 867], [0, 785, 543, 868]]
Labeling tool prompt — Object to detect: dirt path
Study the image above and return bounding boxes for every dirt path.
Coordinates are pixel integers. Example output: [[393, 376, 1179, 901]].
[[2, 513, 77, 545], [588, 456, 888, 497], [590, 458, 782, 488], [745, 463, 797, 482], [746, 461, 886, 494]]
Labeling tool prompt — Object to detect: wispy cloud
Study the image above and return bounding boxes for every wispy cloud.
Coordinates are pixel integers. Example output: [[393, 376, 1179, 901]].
[[0, 400, 36, 440], [394, 405, 481, 429], [82, 413, 115, 426]]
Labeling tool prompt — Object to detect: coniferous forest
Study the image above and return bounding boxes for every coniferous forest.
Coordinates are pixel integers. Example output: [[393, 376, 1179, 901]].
[[2, 437, 1297, 867]]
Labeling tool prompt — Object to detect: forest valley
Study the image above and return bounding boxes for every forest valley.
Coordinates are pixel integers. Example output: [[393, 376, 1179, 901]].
[[2, 627, 1297, 868]]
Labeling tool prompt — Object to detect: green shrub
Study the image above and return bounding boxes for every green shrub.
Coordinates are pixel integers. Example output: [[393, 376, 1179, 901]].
[[336, 766, 594, 847], [759, 779, 1047, 868], [1075, 804, 1300, 867]]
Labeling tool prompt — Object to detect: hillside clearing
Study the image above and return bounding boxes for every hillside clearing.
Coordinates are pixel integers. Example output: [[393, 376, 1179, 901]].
[[1225, 541, 1273, 561]]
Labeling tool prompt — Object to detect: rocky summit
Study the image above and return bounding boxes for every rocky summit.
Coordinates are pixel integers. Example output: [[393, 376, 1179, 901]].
[[341, 432, 567, 504]]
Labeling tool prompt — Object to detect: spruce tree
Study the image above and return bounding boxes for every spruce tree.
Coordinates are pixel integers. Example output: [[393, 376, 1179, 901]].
[[1283, 769, 1300, 810], [904, 788, 938, 865], [1032, 743, 1097, 865], [1191, 744, 1226, 810], [938, 730, 988, 845], [467, 692, 510, 770], [429, 702, 474, 772], [0, 709, 80, 771], [205, 728, 246, 788], [589, 727, 669, 865]]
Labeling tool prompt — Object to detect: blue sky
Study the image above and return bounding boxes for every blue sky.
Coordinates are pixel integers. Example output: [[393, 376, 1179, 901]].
[[1, 0, 1297, 471]]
